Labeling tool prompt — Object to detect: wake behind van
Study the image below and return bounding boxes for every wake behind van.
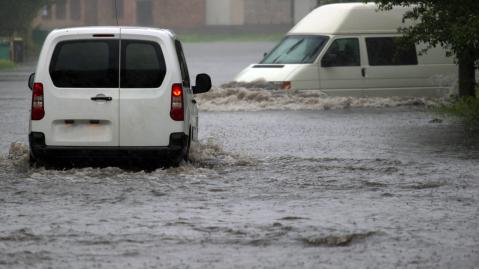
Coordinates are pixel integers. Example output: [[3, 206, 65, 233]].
[[234, 3, 458, 97], [28, 27, 211, 167]]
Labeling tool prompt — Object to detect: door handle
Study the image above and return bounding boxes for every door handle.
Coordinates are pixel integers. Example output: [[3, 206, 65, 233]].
[[91, 94, 112, 101], [361, 67, 366, 78]]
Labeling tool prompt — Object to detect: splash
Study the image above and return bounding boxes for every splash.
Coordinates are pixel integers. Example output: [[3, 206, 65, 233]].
[[196, 85, 446, 112], [0, 142, 30, 173], [0, 139, 253, 175], [301, 231, 378, 247], [189, 138, 254, 167]]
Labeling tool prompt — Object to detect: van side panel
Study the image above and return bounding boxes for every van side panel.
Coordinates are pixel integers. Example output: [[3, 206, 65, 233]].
[[361, 38, 457, 96]]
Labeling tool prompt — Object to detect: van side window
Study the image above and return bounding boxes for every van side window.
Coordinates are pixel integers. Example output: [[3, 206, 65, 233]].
[[174, 40, 191, 88], [322, 38, 360, 67], [121, 40, 167, 88], [50, 40, 119, 88], [366, 37, 418, 66]]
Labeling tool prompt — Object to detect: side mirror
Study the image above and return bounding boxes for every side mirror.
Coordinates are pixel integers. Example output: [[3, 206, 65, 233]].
[[263, 52, 268, 58], [321, 54, 337, 67], [192, 73, 211, 94], [28, 73, 35, 90]]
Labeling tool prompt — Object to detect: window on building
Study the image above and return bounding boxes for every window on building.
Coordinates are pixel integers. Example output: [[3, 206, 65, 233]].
[[366, 37, 418, 66], [321, 38, 360, 67], [42, 5, 52, 20], [136, 0, 153, 26], [55, 0, 67, 20], [70, 0, 81, 20], [121, 40, 167, 88]]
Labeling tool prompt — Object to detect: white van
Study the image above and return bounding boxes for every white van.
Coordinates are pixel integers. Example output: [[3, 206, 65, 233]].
[[28, 27, 211, 167], [234, 3, 458, 97]]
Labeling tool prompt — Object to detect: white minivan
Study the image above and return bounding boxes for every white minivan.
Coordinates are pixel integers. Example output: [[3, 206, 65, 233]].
[[234, 3, 458, 97], [28, 27, 211, 167]]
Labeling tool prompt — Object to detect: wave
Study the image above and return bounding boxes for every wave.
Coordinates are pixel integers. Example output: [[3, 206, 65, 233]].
[[0, 139, 254, 176], [196, 85, 445, 112]]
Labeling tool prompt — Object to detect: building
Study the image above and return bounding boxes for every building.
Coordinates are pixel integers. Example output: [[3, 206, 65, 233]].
[[33, 0, 319, 31], [34, 0, 205, 30]]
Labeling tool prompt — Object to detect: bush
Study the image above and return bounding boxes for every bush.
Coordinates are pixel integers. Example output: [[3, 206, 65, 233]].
[[437, 95, 479, 131], [0, 59, 15, 70]]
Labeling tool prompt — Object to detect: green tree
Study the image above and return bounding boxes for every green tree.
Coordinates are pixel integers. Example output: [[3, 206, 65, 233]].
[[365, 0, 479, 97], [0, 0, 50, 37]]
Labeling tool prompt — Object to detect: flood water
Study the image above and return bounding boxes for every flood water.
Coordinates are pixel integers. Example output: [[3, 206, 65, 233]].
[[1, 42, 478, 268]]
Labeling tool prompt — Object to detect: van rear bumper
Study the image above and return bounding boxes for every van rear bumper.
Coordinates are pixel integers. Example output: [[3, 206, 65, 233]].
[[29, 132, 188, 167]]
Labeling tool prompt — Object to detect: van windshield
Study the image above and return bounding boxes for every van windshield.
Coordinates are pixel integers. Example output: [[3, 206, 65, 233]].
[[260, 35, 329, 64]]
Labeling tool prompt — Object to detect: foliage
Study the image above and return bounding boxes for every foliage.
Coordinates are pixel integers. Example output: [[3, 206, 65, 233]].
[[0, 0, 50, 36], [367, 1, 479, 57], [365, 0, 479, 97], [0, 59, 15, 70], [436, 94, 479, 131]]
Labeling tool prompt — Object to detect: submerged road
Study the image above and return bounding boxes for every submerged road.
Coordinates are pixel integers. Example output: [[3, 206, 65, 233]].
[[0, 42, 478, 268]]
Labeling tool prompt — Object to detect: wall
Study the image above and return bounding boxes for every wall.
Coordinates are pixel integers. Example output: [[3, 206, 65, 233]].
[[206, 0, 245, 26], [244, 0, 293, 25], [153, 0, 206, 28]]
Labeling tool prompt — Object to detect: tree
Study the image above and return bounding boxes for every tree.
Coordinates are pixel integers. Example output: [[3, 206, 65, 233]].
[[0, 0, 50, 37], [365, 0, 479, 97]]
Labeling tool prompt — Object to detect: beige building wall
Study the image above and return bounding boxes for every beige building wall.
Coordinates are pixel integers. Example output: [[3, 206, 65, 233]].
[[293, 0, 318, 23], [244, 0, 292, 25], [206, 0, 244, 26]]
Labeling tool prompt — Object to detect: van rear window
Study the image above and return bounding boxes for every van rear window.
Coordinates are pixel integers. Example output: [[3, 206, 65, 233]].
[[121, 40, 166, 88], [50, 40, 119, 88], [366, 37, 418, 66]]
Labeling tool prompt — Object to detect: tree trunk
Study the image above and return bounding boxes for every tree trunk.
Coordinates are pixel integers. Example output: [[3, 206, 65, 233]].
[[458, 48, 476, 97]]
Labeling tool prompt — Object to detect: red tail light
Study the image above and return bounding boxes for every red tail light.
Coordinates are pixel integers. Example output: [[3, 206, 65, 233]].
[[170, 83, 184, 121], [31, 83, 45, 120]]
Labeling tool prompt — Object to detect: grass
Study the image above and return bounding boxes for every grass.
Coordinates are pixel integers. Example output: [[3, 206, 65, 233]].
[[176, 32, 284, 43], [0, 59, 15, 70], [436, 89, 479, 131]]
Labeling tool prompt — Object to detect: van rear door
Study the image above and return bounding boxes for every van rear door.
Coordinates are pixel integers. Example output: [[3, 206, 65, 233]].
[[118, 30, 172, 147], [46, 35, 120, 147]]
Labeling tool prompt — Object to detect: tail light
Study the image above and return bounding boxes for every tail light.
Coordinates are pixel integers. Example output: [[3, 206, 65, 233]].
[[31, 83, 45, 120], [170, 83, 184, 121]]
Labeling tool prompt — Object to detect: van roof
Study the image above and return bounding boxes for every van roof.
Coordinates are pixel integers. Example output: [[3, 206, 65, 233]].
[[289, 3, 413, 35], [49, 26, 176, 39]]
